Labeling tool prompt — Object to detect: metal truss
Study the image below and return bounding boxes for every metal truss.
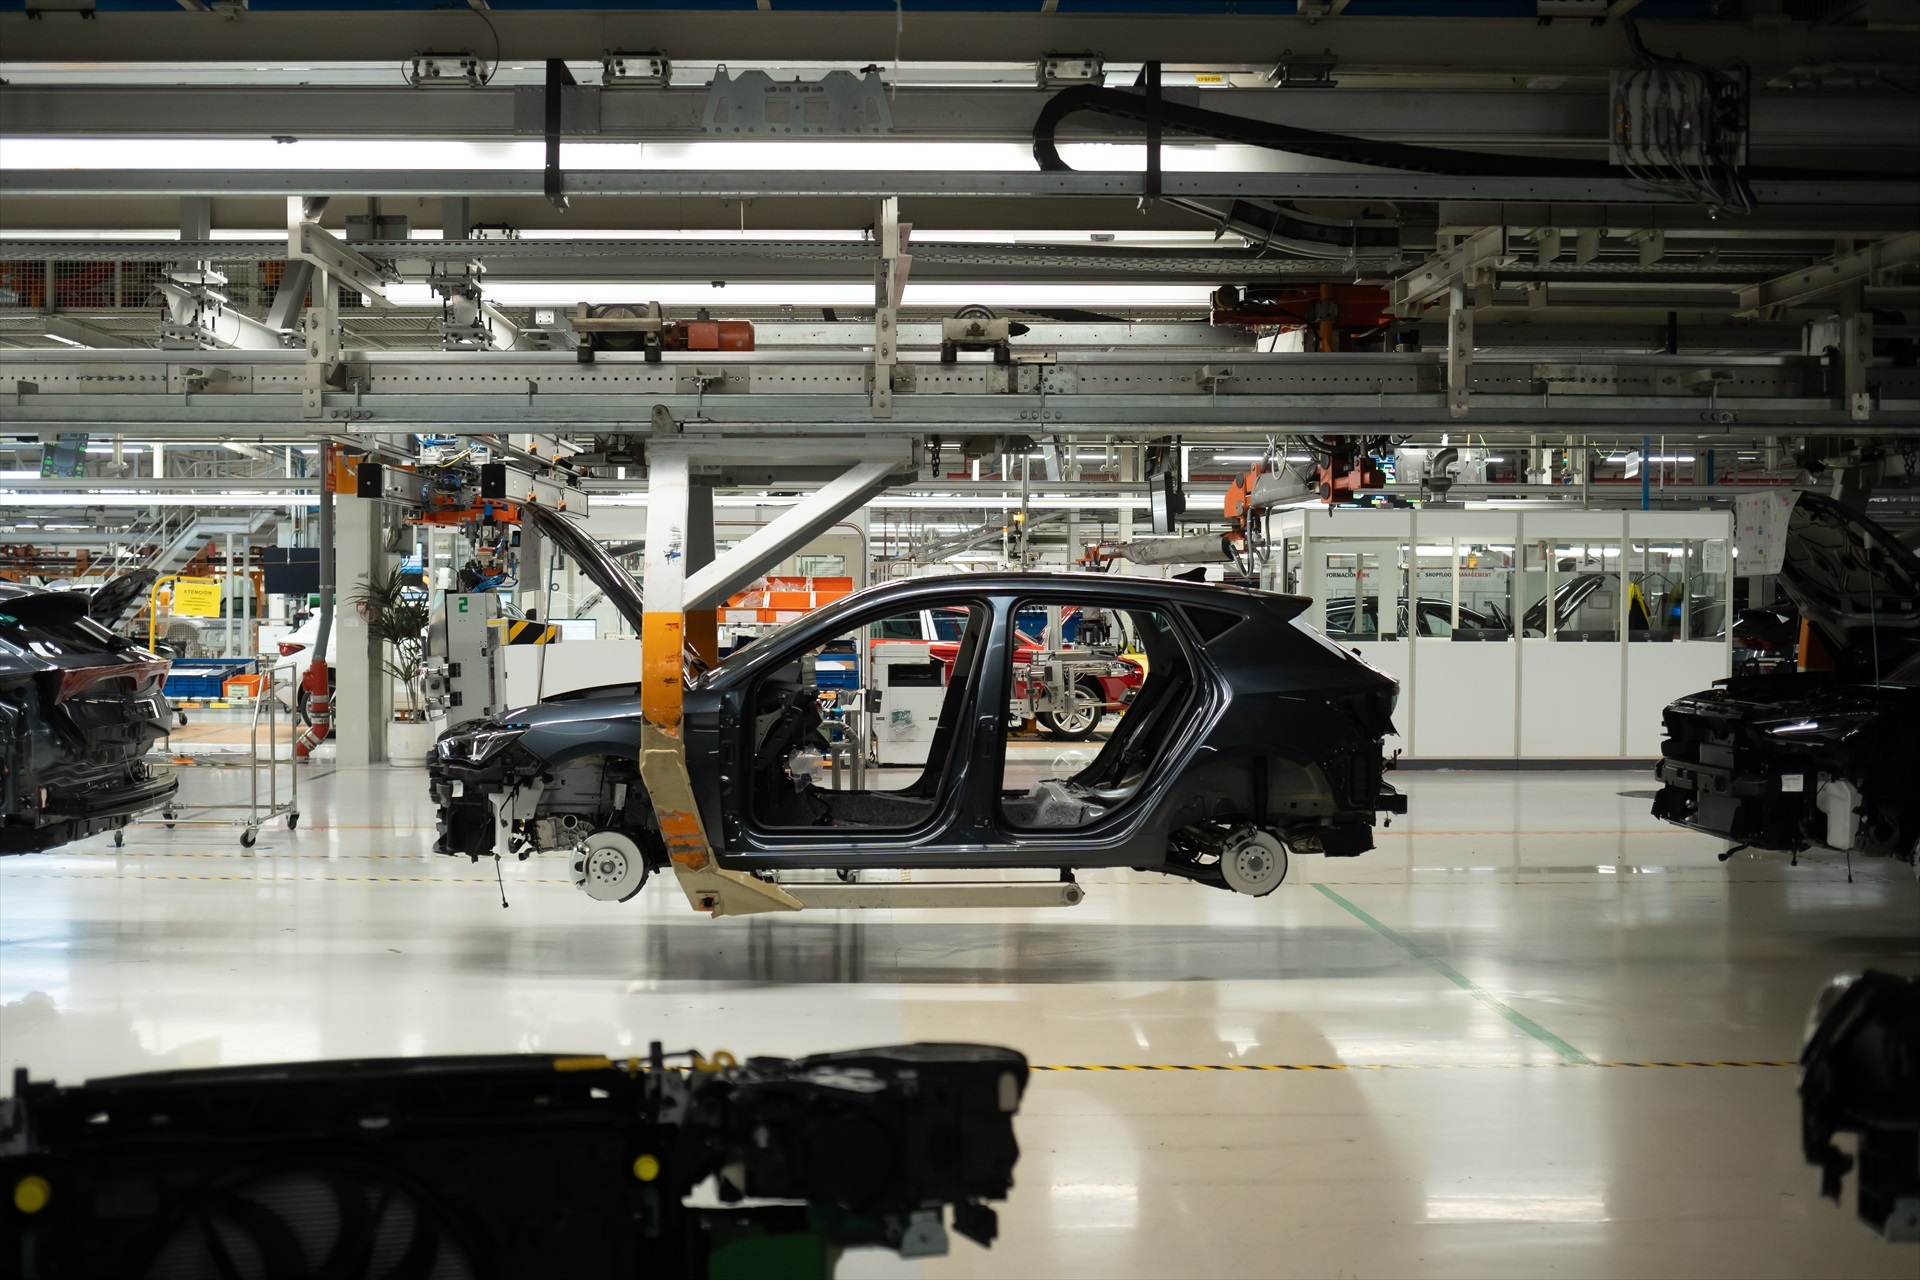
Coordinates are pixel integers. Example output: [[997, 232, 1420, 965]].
[[4, 349, 1915, 437], [3, 11, 1907, 73]]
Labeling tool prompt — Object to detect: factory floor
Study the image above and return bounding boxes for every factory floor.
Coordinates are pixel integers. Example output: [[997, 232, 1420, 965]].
[[4, 726, 1917, 1279]]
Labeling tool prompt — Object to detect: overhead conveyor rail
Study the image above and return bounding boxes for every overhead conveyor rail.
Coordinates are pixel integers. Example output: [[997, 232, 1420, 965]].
[[3, 349, 1915, 434]]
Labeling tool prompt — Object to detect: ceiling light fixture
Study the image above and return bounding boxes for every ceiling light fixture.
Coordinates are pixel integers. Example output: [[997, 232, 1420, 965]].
[[382, 282, 1214, 308], [2, 137, 1317, 175]]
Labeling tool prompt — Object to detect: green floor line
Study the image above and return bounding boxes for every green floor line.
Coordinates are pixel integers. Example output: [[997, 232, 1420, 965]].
[[1313, 882, 1595, 1066]]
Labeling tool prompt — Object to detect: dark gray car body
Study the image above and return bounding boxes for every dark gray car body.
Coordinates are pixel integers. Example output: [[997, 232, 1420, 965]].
[[429, 564, 1406, 888], [1, 576, 177, 854]]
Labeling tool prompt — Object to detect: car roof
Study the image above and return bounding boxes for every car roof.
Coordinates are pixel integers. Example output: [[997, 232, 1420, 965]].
[[856, 571, 1290, 609]]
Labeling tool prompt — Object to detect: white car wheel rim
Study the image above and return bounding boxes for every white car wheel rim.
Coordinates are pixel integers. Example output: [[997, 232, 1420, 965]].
[[571, 831, 647, 902], [1057, 687, 1099, 734], [1221, 830, 1288, 897]]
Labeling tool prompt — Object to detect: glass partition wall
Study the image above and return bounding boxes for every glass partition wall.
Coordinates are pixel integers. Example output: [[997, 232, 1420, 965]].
[[1520, 538, 1623, 641], [1628, 538, 1730, 642], [1264, 508, 1730, 760], [1412, 540, 1515, 638]]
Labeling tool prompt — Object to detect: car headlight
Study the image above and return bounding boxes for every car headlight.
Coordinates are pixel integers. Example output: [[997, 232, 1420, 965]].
[[1105, 660, 1137, 678], [1761, 711, 1872, 742], [436, 723, 527, 765]]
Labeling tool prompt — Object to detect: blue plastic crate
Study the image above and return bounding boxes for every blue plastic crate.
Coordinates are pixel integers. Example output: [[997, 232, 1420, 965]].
[[164, 658, 257, 701]]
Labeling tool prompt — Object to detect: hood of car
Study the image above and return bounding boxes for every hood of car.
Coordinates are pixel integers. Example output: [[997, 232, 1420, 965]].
[[1780, 492, 1920, 661], [520, 503, 645, 631], [88, 568, 158, 627]]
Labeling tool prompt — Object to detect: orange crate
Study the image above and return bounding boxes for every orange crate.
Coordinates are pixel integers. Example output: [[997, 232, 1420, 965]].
[[222, 674, 265, 701]]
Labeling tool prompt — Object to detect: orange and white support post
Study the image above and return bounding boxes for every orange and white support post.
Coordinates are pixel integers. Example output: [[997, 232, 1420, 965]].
[[637, 447, 801, 917]]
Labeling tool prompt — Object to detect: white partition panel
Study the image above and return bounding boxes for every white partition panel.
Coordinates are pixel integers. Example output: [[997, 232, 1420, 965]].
[[1625, 642, 1730, 756], [498, 639, 643, 712], [1518, 638, 1624, 757], [1411, 640, 1518, 758], [1270, 505, 1729, 760], [1350, 640, 1412, 758]]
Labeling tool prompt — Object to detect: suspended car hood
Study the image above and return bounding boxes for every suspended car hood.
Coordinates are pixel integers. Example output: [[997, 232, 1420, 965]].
[[88, 568, 159, 628], [1780, 492, 1920, 665], [519, 503, 646, 631]]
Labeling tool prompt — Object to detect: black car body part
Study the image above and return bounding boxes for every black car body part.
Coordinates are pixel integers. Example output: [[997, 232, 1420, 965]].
[[0, 576, 177, 855], [429, 507, 1406, 900], [1797, 970, 1920, 1242], [1651, 492, 1920, 864], [0, 1041, 1028, 1275]]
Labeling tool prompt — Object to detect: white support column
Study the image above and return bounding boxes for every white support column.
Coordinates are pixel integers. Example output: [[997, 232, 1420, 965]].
[[1839, 286, 1873, 422], [300, 277, 340, 421], [331, 496, 390, 765], [871, 196, 910, 420], [1447, 284, 1473, 420]]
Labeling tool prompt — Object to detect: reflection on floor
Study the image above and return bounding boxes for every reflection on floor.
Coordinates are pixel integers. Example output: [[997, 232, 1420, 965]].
[[2, 727, 1915, 1279]]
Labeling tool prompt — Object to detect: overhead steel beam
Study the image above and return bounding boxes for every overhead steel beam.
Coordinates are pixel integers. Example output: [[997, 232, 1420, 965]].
[[157, 281, 286, 351], [3, 351, 1914, 434], [262, 259, 316, 332], [915, 510, 1065, 562], [0, 237, 1380, 283], [1736, 231, 1920, 317], [3, 12, 1907, 70], [4, 390, 1911, 435], [287, 202, 396, 307], [681, 457, 907, 609], [1393, 225, 1506, 314], [44, 316, 143, 349], [11, 168, 1918, 207]]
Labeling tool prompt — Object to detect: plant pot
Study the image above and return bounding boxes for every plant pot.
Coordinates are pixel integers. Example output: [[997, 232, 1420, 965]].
[[386, 715, 439, 767]]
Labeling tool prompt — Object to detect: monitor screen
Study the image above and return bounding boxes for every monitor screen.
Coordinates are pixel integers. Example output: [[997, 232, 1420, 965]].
[[550, 618, 599, 642]]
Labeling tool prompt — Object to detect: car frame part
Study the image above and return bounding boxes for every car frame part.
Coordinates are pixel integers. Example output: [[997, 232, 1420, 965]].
[[0, 580, 178, 855], [0, 1041, 1029, 1275], [1651, 491, 1920, 865]]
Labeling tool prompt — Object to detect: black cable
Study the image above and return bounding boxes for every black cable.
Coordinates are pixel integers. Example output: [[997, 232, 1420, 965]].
[[468, 2, 503, 85], [1031, 81, 1876, 189], [1032, 82, 1610, 180]]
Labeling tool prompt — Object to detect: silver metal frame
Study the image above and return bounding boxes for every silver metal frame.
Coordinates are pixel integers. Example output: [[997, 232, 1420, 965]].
[[151, 661, 302, 848]]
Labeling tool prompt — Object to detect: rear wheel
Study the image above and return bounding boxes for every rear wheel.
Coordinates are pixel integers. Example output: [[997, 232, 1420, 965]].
[[1039, 678, 1103, 741], [1220, 830, 1288, 897]]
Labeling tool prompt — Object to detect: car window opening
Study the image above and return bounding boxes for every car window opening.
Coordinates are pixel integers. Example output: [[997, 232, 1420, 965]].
[[746, 601, 990, 832], [1000, 603, 1191, 832]]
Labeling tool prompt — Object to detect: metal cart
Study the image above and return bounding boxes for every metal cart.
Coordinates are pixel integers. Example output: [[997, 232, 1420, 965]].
[[149, 660, 301, 849]]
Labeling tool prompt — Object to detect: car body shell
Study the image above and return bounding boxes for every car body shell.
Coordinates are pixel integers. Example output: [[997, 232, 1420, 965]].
[[1, 580, 178, 854], [427, 567, 1406, 887], [1650, 492, 1920, 862]]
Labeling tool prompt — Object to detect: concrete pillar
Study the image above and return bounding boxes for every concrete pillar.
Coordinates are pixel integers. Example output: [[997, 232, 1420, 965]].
[[332, 496, 391, 765], [518, 524, 544, 619]]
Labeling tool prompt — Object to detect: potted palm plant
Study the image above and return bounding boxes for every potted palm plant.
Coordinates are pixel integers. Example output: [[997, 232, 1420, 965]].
[[350, 567, 436, 765]]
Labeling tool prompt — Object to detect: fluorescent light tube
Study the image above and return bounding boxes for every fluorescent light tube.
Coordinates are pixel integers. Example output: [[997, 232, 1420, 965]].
[[2, 138, 1331, 175], [384, 282, 1213, 308]]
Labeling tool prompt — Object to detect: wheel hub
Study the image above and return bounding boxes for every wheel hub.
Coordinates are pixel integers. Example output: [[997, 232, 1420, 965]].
[[570, 831, 649, 903], [1220, 830, 1288, 897]]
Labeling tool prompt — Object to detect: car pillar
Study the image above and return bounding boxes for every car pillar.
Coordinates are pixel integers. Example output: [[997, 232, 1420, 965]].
[[640, 446, 802, 916]]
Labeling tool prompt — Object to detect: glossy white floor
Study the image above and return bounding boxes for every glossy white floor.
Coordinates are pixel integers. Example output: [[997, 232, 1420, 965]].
[[3, 741, 1916, 1279]]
